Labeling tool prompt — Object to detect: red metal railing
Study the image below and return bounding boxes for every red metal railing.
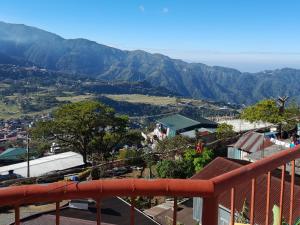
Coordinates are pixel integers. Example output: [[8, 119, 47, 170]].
[[1, 145, 300, 225]]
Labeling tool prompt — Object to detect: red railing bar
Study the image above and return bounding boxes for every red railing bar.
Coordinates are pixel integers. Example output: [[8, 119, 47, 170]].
[[230, 187, 235, 225], [0, 179, 214, 206], [212, 147, 300, 195], [289, 160, 295, 225], [279, 164, 286, 224], [96, 199, 101, 225], [131, 197, 135, 225], [202, 196, 218, 225], [250, 178, 256, 225], [265, 171, 271, 225], [14, 205, 20, 225], [173, 196, 177, 225], [56, 201, 60, 225], [2, 146, 300, 225]]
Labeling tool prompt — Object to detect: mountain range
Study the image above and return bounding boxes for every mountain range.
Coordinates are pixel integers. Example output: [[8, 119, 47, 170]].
[[0, 21, 300, 105]]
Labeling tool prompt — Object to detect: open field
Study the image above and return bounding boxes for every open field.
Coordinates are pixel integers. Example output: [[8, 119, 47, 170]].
[[104, 94, 177, 105], [56, 94, 95, 103], [103, 94, 205, 106], [0, 93, 95, 119], [0, 100, 60, 120], [0, 101, 21, 119]]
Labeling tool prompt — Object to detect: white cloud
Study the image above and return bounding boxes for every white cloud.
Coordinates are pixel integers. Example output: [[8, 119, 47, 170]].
[[162, 7, 169, 13], [139, 5, 145, 12]]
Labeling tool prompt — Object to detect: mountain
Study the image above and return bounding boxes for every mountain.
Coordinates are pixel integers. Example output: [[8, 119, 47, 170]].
[[1, 21, 300, 104]]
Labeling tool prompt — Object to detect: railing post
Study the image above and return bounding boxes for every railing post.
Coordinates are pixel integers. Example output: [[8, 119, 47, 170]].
[[250, 178, 256, 225], [56, 201, 60, 225], [289, 160, 295, 225], [202, 196, 218, 225], [230, 188, 235, 225], [279, 164, 286, 224], [173, 196, 177, 225], [131, 197, 135, 225], [265, 172, 271, 225], [96, 199, 101, 225], [14, 205, 20, 225]]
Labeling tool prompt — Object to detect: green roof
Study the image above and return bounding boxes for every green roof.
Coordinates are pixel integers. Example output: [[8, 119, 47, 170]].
[[158, 114, 202, 131], [0, 148, 27, 160]]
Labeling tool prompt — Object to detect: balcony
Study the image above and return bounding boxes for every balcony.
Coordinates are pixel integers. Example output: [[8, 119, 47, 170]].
[[0, 145, 299, 225]]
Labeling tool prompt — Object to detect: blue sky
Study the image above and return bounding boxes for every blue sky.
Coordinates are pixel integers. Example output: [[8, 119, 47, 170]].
[[1, 0, 300, 72]]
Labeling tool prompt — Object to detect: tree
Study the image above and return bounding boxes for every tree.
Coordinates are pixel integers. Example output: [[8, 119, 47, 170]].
[[118, 148, 143, 166], [155, 135, 192, 157], [31, 101, 128, 164], [157, 148, 213, 178], [283, 99, 300, 131], [156, 160, 188, 178], [121, 130, 144, 147], [216, 123, 235, 140], [143, 153, 157, 178], [241, 99, 300, 132], [183, 148, 213, 173], [241, 99, 283, 124]]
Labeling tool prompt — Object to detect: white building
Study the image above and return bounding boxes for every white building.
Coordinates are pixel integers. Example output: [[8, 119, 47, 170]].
[[0, 151, 84, 177]]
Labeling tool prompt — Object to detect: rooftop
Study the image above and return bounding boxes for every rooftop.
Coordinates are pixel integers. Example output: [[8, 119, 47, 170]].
[[18, 197, 159, 225], [0, 151, 84, 177], [0, 147, 26, 161], [158, 114, 216, 131], [233, 131, 274, 153]]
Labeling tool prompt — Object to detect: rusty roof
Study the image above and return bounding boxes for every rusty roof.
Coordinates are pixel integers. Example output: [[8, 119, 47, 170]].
[[233, 131, 273, 153]]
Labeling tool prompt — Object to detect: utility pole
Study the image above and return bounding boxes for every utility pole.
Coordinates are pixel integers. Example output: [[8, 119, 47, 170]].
[[26, 123, 32, 178], [26, 132, 30, 177], [277, 96, 289, 139]]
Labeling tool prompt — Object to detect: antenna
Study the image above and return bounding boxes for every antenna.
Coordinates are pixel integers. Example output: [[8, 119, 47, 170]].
[[277, 96, 289, 114]]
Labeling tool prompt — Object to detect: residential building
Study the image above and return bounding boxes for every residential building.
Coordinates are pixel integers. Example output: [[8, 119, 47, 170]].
[[153, 114, 217, 140], [227, 131, 281, 161]]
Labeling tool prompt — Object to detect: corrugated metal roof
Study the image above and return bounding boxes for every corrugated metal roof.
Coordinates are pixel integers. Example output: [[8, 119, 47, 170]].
[[0, 148, 27, 160], [158, 114, 201, 131], [158, 114, 217, 131], [234, 131, 273, 153], [0, 151, 84, 177]]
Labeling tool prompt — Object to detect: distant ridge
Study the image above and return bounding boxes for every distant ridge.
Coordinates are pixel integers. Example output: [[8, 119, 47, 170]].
[[1, 21, 300, 104]]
